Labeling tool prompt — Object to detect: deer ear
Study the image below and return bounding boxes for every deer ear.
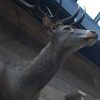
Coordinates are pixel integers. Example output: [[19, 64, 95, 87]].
[[43, 16, 52, 28], [43, 16, 55, 37]]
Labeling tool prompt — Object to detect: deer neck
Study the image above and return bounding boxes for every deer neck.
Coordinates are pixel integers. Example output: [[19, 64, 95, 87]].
[[43, 41, 74, 58], [22, 41, 74, 92]]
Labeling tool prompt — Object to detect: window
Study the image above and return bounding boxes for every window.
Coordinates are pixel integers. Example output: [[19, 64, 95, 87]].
[[98, 21, 100, 26], [77, 0, 100, 25], [94, 12, 100, 26]]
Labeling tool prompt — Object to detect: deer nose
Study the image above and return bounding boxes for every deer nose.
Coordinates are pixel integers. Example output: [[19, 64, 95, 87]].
[[88, 30, 98, 39]]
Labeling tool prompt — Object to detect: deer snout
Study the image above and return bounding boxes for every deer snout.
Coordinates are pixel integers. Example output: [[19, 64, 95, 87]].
[[84, 30, 98, 46], [89, 31, 98, 39]]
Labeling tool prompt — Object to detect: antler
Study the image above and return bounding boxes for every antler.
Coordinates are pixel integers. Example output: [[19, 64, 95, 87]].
[[60, 5, 80, 25], [71, 7, 86, 26], [39, 0, 62, 21], [19, 0, 34, 8], [40, 0, 85, 31], [53, 0, 62, 19], [13, 0, 34, 9], [13, 0, 41, 17], [16, 0, 85, 32]]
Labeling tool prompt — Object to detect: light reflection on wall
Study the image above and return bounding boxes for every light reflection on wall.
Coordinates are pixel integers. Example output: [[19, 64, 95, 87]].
[[98, 21, 100, 26], [77, 0, 100, 19]]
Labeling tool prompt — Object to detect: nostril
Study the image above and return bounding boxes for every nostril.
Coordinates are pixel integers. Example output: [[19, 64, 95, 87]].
[[89, 30, 98, 39], [90, 30, 97, 34]]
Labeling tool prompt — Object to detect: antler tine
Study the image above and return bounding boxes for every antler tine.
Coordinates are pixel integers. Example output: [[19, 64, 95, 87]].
[[36, 0, 47, 15], [54, 0, 62, 19], [46, 7, 54, 17], [71, 7, 86, 26], [38, 1, 53, 17], [39, 7, 47, 16], [21, 0, 47, 16], [60, 5, 80, 25], [19, 0, 34, 8]]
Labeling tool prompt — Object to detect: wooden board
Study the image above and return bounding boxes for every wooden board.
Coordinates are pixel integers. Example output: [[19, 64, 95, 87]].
[[40, 85, 65, 100]]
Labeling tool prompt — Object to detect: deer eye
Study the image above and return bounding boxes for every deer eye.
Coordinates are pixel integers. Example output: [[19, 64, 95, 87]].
[[63, 27, 72, 31]]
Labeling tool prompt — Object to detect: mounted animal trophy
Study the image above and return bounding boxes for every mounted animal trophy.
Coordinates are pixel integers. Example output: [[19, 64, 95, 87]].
[[0, 0, 98, 100]]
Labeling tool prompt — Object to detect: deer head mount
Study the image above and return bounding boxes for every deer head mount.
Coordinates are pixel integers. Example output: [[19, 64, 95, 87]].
[[38, 0, 98, 51], [17, 0, 97, 49]]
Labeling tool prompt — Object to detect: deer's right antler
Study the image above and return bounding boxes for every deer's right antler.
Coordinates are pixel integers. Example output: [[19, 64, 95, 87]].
[[14, 0, 85, 34], [13, 0, 41, 17], [40, 0, 85, 34]]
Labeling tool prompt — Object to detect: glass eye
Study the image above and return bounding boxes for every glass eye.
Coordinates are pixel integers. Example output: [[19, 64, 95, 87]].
[[63, 27, 71, 30]]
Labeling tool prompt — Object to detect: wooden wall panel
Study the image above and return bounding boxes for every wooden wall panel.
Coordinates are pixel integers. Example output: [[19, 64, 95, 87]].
[[40, 85, 65, 100], [39, 97, 47, 100], [0, 0, 49, 44]]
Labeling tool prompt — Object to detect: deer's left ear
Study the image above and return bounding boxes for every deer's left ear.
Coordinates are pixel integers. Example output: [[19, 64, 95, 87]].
[[43, 16, 56, 36], [43, 16, 52, 28]]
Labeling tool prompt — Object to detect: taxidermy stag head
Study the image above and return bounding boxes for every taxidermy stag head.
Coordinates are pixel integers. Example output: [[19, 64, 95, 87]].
[[41, 0, 98, 51], [0, 0, 98, 100]]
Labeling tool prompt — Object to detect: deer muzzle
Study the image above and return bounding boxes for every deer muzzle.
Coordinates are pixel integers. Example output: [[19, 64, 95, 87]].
[[84, 30, 98, 46], [87, 31, 98, 39]]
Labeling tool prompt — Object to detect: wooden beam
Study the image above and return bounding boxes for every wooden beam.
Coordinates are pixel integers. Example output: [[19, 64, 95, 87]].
[[0, 0, 49, 44]]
